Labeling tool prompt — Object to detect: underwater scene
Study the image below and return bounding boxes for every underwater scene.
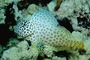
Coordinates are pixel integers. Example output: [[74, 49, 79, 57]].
[[0, 0, 90, 60]]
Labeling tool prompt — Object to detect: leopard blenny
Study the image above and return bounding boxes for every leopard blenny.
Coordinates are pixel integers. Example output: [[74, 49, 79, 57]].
[[14, 9, 84, 50]]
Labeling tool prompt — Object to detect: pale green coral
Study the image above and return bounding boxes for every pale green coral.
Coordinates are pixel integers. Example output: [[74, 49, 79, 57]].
[[7, 38, 20, 47], [0, 9, 6, 24], [0, 0, 18, 7], [27, 4, 39, 14], [1, 41, 39, 60]]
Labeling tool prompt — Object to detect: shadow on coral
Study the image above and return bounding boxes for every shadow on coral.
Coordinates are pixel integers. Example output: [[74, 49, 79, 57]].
[[17, 0, 52, 10], [54, 50, 72, 60], [57, 18, 74, 32]]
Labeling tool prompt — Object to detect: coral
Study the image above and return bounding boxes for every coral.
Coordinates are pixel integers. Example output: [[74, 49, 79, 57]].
[[0, 45, 3, 57], [13, 3, 39, 22], [27, 4, 39, 14], [71, 31, 85, 42], [52, 56, 66, 60], [0, 0, 14, 7], [48, 0, 90, 32], [14, 9, 84, 51], [0, 9, 6, 24], [47, 0, 56, 13], [17, 0, 51, 10], [77, 12, 90, 29], [1, 41, 39, 60], [78, 55, 90, 60], [7, 38, 20, 48]]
